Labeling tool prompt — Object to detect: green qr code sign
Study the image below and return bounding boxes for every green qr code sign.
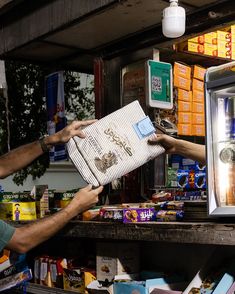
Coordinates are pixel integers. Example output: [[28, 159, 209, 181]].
[[147, 60, 173, 109]]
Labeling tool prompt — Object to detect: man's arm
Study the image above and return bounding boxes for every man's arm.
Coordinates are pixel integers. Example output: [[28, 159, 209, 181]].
[[6, 184, 103, 254], [148, 134, 206, 164], [0, 120, 96, 179]]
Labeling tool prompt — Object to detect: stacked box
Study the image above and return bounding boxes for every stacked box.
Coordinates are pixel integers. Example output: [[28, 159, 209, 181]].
[[191, 65, 206, 136], [174, 62, 206, 136], [174, 62, 192, 136]]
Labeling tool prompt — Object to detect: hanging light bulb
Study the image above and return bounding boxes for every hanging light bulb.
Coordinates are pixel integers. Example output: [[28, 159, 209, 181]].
[[162, 0, 186, 38]]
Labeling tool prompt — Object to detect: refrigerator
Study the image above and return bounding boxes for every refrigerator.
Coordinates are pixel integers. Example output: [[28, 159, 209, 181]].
[[205, 61, 235, 216]]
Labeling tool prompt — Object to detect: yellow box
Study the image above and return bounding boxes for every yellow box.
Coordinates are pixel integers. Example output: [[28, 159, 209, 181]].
[[232, 50, 235, 61], [177, 124, 192, 136], [0, 202, 36, 221], [177, 88, 192, 102], [217, 30, 231, 42], [176, 41, 204, 54], [192, 78, 204, 92], [231, 25, 235, 43], [192, 113, 205, 125], [217, 50, 231, 59], [204, 43, 217, 56], [192, 65, 206, 81], [188, 35, 205, 44], [192, 102, 205, 114], [188, 41, 204, 54], [178, 112, 192, 124], [174, 74, 191, 91], [217, 40, 231, 50], [204, 32, 217, 44], [178, 100, 192, 112], [174, 62, 191, 80], [193, 89, 204, 103], [192, 124, 205, 136]]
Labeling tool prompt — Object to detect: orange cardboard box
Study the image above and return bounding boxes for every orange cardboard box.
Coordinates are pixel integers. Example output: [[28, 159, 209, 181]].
[[192, 124, 205, 136], [192, 102, 205, 114], [174, 74, 191, 91], [177, 123, 192, 136], [192, 78, 204, 92], [178, 100, 192, 112], [177, 88, 192, 102], [204, 32, 217, 45], [192, 65, 206, 81], [174, 62, 191, 80], [178, 112, 192, 124], [193, 89, 204, 103], [192, 113, 205, 125]]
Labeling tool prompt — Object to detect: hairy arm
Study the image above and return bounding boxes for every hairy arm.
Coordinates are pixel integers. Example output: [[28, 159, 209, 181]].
[[0, 120, 96, 179], [148, 134, 206, 164], [6, 185, 103, 253]]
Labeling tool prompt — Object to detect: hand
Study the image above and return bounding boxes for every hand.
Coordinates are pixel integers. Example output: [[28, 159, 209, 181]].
[[65, 184, 103, 217], [51, 120, 97, 144], [148, 133, 178, 154]]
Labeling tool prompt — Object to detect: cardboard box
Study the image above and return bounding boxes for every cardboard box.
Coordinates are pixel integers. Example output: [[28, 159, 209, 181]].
[[178, 101, 192, 112], [192, 124, 205, 136], [188, 35, 204, 44], [192, 89, 204, 103], [217, 30, 231, 41], [96, 242, 139, 282], [177, 89, 192, 102], [192, 113, 205, 125], [231, 25, 235, 43], [177, 124, 192, 136], [192, 78, 204, 92], [174, 75, 191, 91], [31, 185, 49, 218], [204, 43, 217, 56], [187, 41, 204, 54], [0, 201, 36, 221], [173, 62, 191, 80], [177, 112, 192, 124], [204, 32, 217, 44], [192, 65, 206, 81], [192, 102, 204, 114]]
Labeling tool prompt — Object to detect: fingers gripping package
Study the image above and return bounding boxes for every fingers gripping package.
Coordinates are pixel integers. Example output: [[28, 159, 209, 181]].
[[67, 100, 165, 187]]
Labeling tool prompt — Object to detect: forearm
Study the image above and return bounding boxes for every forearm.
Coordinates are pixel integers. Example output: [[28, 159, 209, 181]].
[[175, 139, 206, 165], [7, 204, 78, 253], [0, 141, 43, 178]]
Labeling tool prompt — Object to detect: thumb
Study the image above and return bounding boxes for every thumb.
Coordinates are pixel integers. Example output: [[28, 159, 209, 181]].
[[94, 185, 104, 194]]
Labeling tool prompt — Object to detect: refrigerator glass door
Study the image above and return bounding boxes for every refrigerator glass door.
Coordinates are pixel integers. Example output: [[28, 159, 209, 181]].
[[206, 86, 235, 215]]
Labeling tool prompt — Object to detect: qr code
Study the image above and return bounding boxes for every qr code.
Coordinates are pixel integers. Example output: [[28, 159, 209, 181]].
[[151, 76, 162, 92]]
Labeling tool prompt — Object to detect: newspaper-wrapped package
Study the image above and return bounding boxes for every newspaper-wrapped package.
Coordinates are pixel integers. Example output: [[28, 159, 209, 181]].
[[67, 100, 165, 186]]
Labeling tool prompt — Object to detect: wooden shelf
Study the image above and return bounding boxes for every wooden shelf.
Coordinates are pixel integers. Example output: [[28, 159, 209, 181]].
[[21, 284, 78, 294], [159, 47, 231, 67], [57, 220, 235, 246]]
